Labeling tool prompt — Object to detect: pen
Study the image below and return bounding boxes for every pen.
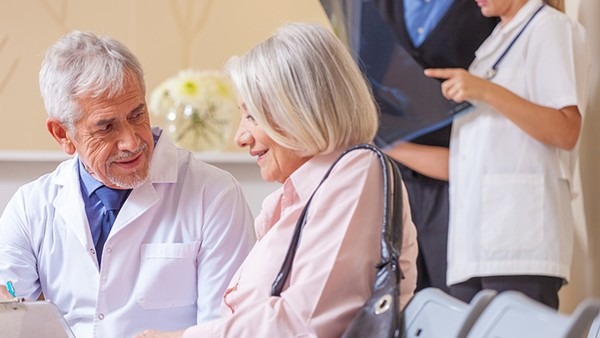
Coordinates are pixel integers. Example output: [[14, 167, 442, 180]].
[[6, 280, 16, 298]]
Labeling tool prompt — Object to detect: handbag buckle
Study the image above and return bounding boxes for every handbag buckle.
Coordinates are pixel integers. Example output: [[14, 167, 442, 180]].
[[374, 294, 393, 315]]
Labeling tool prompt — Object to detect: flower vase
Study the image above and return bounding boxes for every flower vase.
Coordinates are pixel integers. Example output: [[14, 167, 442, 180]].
[[163, 103, 234, 152], [149, 69, 239, 153]]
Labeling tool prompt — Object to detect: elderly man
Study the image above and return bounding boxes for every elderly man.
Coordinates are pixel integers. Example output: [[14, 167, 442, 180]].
[[0, 31, 254, 337]]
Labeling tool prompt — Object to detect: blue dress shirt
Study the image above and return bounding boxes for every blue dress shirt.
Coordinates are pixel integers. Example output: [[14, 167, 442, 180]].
[[403, 0, 454, 46]]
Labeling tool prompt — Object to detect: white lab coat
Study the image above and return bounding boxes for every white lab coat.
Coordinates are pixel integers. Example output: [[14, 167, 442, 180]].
[[0, 128, 255, 338], [447, 0, 590, 286]]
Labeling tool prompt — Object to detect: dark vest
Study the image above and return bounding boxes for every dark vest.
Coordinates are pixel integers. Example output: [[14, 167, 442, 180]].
[[372, 0, 499, 146]]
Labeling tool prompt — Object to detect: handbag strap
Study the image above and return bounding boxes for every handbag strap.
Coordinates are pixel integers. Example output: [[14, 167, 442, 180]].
[[271, 143, 403, 296]]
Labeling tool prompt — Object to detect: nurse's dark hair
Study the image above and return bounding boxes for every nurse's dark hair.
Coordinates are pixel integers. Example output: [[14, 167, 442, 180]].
[[39, 31, 145, 128]]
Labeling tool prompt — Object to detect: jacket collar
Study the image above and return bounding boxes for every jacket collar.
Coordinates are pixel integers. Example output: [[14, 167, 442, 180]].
[[50, 127, 179, 254]]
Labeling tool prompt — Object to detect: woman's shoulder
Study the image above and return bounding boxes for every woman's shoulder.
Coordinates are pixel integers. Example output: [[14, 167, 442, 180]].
[[331, 146, 381, 167], [528, 7, 588, 55], [536, 6, 586, 34], [324, 146, 384, 182]]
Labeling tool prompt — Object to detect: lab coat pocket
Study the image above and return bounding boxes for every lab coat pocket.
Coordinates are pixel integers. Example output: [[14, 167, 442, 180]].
[[137, 241, 200, 309], [481, 174, 544, 252]]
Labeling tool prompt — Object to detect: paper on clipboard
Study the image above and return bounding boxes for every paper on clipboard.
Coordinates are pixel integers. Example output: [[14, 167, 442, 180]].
[[0, 299, 75, 338]]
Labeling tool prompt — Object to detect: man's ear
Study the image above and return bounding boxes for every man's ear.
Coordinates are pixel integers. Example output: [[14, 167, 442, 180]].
[[47, 118, 76, 155]]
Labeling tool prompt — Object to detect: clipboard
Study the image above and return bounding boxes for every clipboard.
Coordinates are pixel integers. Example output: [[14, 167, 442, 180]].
[[0, 299, 75, 338]]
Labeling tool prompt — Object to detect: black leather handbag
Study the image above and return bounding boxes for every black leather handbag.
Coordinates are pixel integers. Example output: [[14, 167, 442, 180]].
[[271, 143, 405, 338]]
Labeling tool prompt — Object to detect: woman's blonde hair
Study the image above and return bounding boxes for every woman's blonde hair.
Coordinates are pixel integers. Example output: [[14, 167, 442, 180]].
[[226, 22, 379, 157]]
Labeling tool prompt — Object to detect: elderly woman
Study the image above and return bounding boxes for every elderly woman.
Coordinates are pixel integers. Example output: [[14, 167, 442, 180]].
[[137, 22, 418, 338]]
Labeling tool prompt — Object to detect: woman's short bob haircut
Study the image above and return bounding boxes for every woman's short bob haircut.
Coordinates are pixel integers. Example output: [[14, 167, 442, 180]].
[[39, 31, 145, 128], [226, 22, 379, 157]]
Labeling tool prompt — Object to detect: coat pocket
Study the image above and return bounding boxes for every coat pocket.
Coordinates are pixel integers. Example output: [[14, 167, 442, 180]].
[[481, 174, 544, 252], [137, 241, 200, 309]]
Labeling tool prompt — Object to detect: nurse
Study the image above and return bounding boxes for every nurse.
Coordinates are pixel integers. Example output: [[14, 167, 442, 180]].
[[425, 0, 590, 309]]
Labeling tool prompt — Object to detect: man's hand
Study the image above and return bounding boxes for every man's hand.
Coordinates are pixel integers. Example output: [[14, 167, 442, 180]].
[[133, 329, 185, 338]]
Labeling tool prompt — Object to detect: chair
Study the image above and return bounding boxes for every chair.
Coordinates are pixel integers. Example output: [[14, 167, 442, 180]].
[[404, 287, 497, 338], [588, 314, 600, 337], [466, 291, 600, 338]]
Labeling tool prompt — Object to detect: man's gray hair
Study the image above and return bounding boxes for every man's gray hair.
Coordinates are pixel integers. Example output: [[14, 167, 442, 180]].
[[39, 31, 145, 127]]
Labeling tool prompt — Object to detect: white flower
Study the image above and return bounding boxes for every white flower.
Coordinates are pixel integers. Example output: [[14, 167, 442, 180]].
[[149, 69, 236, 115]]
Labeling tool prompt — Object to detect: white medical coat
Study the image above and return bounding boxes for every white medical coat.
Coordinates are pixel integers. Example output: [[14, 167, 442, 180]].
[[447, 0, 590, 285], [0, 128, 255, 337]]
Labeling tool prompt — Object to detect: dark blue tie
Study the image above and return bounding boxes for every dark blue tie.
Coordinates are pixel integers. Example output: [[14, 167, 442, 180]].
[[94, 186, 122, 266]]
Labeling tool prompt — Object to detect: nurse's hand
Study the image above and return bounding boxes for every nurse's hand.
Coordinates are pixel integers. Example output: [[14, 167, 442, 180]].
[[425, 68, 493, 104], [0, 285, 12, 299], [133, 329, 184, 338]]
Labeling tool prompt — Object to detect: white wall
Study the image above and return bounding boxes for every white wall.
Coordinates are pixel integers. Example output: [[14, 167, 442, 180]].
[[0, 0, 331, 151]]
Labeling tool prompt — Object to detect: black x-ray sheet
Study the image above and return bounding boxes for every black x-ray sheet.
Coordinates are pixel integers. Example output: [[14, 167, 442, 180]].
[[320, 0, 472, 149]]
